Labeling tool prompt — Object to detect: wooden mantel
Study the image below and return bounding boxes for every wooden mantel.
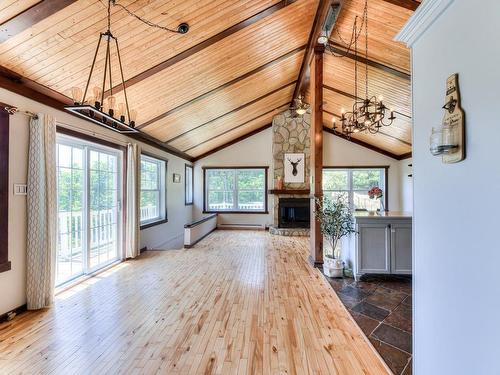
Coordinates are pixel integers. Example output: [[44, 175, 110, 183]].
[[268, 189, 310, 195]]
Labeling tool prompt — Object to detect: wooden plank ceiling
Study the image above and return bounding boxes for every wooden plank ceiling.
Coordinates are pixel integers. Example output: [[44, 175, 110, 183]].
[[0, 0, 416, 159], [322, 0, 415, 157]]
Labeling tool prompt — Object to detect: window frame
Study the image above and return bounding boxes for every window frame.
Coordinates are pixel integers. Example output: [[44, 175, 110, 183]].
[[140, 152, 168, 229], [322, 166, 389, 211], [0, 105, 10, 273], [185, 164, 193, 206], [203, 166, 269, 214]]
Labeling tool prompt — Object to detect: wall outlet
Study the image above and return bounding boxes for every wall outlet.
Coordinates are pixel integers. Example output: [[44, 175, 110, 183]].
[[13, 184, 27, 195]]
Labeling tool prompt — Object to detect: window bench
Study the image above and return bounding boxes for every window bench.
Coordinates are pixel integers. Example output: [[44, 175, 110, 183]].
[[184, 214, 217, 248]]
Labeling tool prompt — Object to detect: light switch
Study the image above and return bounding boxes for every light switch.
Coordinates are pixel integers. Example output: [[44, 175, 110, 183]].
[[13, 184, 27, 195]]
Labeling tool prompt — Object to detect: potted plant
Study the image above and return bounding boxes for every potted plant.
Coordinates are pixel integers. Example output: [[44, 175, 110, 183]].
[[315, 196, 356, 278]]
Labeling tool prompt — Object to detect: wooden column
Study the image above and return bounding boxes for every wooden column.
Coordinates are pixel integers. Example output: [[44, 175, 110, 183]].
[[309, 45, 324, 265]]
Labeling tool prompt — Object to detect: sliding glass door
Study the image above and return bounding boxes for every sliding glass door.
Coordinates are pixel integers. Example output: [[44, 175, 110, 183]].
[[56, 135, 122, 286]]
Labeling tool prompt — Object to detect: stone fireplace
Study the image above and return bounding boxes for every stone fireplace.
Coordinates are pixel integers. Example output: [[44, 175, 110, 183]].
[[269, 110, 311, 236]]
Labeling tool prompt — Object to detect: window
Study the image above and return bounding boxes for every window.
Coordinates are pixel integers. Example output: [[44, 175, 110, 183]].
[[323, 167, 388, 211], [140, 154, 167, 226], [204, 167, 268, 213], [56, 134, 123, 286], [185, 164, 193, 205]]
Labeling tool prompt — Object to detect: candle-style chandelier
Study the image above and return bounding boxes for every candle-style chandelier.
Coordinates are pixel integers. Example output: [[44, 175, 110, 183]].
[[65, 0, 189, 133], [330, 0, 396, 136]]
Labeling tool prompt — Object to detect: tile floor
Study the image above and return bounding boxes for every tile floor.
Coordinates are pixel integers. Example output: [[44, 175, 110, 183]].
[[324, 273, 413, 375]]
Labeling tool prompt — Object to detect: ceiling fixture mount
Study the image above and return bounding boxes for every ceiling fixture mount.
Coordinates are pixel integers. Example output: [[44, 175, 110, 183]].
[[329, 0, 396, 136], [65, 0, 188, 133], [290, 94, 309, 117]]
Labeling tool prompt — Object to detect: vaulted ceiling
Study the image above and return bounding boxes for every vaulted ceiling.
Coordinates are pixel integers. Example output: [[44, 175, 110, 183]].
[[0, 0, 418, 160]]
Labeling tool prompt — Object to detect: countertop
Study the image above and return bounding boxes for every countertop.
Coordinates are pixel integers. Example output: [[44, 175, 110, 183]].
[[354, 211, 412, 219]]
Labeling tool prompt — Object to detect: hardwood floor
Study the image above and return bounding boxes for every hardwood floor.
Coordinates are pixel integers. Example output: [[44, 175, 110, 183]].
[[0, 231, 390, 374]]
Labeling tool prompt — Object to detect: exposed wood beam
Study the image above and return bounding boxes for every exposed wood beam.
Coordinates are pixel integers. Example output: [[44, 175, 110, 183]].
[[322, 125, 405, 160], [0, 66, 193, 161], [293, 0, 337, 101], [322, 84, 412, 119], [398, 151, 412, 160], [0, 0, 77, 43], [327, 43, 411, 80], [183, 103, 289, 152], [104, 0, 294, 97], [138, 45, 306, 129], [380, 0, 420, 11], [192, 124, 272, 161], [323, 108, 412, 146], [165, 81, 296, 144], [309, 45, 324, 265]]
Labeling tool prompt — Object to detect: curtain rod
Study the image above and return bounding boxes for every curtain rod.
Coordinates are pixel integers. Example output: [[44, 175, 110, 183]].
[[4, 105, 37, 118]]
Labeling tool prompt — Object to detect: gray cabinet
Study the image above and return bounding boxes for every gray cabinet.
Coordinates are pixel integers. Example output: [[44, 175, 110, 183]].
[[353, 214, 412, 280]]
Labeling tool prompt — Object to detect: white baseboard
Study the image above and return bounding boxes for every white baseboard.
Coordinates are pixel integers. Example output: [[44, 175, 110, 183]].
[[217, 223, 265, 230]]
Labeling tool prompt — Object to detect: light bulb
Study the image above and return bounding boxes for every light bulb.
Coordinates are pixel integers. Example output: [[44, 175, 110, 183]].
[[341, 107, 345, 114], [296, 108, 306, 115], [71, 87, 83, 104], [117, 103, 126, 122], [129, 109, 137, 128], [107, 96, 116, 116], [378, 95, 384, 102], [93, 86, 102, 108]]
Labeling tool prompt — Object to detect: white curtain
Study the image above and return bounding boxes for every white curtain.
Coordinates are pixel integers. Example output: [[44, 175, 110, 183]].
[[26, 114, 57, 310], [125, 143, 141, 258]]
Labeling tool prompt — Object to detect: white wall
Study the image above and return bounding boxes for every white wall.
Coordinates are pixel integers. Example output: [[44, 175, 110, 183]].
[[399, 158, 413, 213], [193, 128, 274, 227], [323, 132, 408, 212], [193, 127, 410, 227], [409, 1, 500, 373], [0, 88, 192, 315]]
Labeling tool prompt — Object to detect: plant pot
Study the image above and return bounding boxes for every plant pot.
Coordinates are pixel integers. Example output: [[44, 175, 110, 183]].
[[323, 257, 344, 278]]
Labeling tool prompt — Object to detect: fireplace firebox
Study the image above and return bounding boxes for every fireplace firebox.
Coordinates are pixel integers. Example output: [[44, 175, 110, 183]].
[[278, 198, 310, 228]]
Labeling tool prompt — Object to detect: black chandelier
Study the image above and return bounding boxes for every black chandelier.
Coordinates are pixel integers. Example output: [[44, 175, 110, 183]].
[[330, 0, 396, 136], [65, 0, 188, 133]]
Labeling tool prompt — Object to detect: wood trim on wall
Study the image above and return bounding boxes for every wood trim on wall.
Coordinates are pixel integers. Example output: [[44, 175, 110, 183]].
[[202, 166, 269, 214], [0, 66, 193, 161], [0, 104, 10, 273]]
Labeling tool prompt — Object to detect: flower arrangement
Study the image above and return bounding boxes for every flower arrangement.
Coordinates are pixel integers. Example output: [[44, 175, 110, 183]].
[[368, 186, 383, 200]]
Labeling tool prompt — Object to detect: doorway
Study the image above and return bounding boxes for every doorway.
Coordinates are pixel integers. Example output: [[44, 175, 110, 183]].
[[55, 134, 123, 286]]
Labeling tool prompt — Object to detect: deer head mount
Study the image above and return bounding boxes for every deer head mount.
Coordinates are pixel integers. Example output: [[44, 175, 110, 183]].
[[287, 157, 302, 176]]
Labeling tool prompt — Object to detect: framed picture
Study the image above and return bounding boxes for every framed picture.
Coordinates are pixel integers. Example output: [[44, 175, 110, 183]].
[[284, 153, 305, 183], [173, 173, 181, 183]]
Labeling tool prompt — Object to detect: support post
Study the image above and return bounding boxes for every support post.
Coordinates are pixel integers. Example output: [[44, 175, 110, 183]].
[[309, 45, 324, 265]]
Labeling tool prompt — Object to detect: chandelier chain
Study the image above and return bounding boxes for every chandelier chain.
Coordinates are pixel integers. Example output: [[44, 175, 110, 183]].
[[103, 0, 182, 34]]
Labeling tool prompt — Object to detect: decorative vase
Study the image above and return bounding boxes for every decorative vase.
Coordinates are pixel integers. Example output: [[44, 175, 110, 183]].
[[276, 176, 283, 190]]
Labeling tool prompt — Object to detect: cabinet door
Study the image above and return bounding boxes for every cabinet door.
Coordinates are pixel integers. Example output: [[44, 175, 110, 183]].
[[390, 223, 412, 274], [357, 223, 391, 274]]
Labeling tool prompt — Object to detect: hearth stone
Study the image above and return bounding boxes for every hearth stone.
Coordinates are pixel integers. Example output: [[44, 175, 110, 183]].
[[269, 225, 310, 237]]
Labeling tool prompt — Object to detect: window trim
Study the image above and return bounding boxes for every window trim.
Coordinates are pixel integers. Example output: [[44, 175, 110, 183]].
[[0, 105, 10, 273], [322, 165, 389, 211], [184, 164, 193, 206], [139, 152, 168, 229], [202, 166, 269, 214]]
